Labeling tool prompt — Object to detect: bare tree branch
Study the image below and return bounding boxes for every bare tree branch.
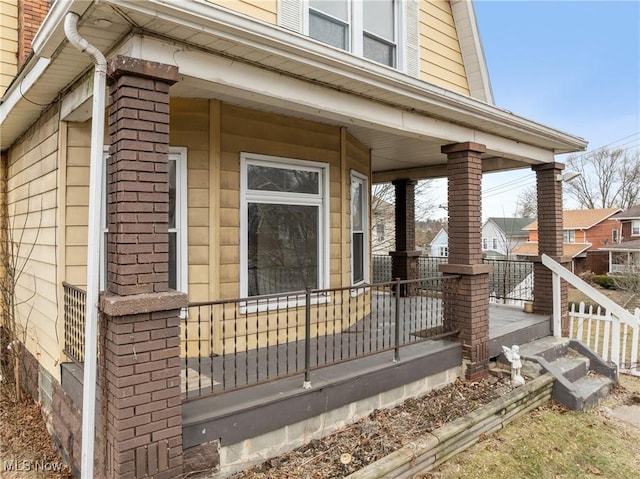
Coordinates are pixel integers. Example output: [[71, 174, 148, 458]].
[[565, 148, 640, 210]]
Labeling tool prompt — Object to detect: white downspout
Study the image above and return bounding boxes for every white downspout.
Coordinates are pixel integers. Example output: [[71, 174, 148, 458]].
[[64, 13, 106, 479]]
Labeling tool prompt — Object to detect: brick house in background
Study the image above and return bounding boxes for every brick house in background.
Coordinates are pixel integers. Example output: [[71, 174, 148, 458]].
[[600, 205, 640, 274], [514, 208, 621, 274], [1, 0, 586, 477]]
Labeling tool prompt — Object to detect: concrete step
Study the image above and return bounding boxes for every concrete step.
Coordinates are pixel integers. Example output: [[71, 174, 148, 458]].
[[566, 374, 615, 411], [549, 354, 589, 383], [495, 336, 617, 411], [517, 336, 571, 362]]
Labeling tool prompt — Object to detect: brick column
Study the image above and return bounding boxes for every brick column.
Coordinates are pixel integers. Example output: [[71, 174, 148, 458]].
[[532, 163, 569, 335], [439, 142, 492, 381], [389, 179, 420, 296], [100, 56, 187, 479]]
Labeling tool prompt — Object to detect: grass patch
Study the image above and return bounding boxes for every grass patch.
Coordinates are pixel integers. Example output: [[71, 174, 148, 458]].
[[424, 376, 640, 479]]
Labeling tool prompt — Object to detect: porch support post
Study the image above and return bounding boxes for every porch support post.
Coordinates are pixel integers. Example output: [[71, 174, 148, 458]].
[[532, 162, 569, 336], [100, 55, 186, 479], [439, 142, 491, 381], [390, 179, 420, 296]]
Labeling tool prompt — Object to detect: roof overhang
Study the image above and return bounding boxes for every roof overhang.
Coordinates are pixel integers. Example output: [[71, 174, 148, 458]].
[[1, 0, 587, 180]]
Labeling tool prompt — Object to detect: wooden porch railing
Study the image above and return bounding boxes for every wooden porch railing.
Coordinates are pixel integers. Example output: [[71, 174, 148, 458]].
[[542, 254, 640, 376]]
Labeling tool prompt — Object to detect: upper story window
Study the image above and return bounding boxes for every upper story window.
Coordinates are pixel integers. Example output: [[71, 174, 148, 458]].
[[492, 237, 499, 250], [563, 230, 576, 243], [632, 220, 640, 236], [309, 1, 349, 50], [307, 0, 398, 68], [482, 237, 488, 250], [612, 229, 619, 243]]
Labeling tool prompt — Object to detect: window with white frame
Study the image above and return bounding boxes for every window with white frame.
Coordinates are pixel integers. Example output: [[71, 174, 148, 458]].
[[563, 230, 576, 243], [482, 237, 488, 250], [351, 171, 369, 284], [100, 147, 188, 293], [612, 229, 619, 243], [241, 154, 328, 296], [438, 246, 448, 257], [307, 0, 398, 67], [492, 237, 498, 250], [632, 220, 640, 236]]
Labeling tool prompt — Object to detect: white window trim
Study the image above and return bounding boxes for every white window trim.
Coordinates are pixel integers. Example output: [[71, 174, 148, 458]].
[[632, 219, 640, 236], [240, 152, 330, 304], [100, 147, 188, 294], [350, 170, 369, 286], [171, 147, 189, 294]]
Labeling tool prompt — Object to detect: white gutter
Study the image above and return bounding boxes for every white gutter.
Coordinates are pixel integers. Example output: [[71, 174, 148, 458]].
[[64, 13, 106, 479]]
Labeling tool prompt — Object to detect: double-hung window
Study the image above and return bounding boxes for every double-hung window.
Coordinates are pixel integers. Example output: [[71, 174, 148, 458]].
[[563, 230, 576, 243], [351, 171, 369, 284], [241, 154, 328, 297], [308, 0, 398, 68], [100, 147, 187, 293], [632, 220, 640, 236], [309, 0, 350, 50]]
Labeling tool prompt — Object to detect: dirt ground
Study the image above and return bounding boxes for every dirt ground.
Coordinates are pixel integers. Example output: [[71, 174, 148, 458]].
[[231, 376, 514, 478], [0, 380, 72, 478]]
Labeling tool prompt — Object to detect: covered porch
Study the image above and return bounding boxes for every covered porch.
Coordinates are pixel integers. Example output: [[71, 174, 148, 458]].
[[0, 1, 587, 477]]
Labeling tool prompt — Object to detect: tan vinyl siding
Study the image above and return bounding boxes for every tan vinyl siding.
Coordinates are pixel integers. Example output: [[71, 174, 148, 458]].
[[180, 102, 371, 355], [206, 0, 277, 24], [6, 105, 60, 379], [64, 120, 91, 288], [170, 98, 210, 303], [419, 1, 470, 95], [0, 0, 18, 96]]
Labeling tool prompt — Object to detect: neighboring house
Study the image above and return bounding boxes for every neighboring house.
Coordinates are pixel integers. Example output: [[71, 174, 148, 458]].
[[514, 208, 621, 274], [372, 195, 395, 254], [600, 205, 640, 274], [612, 205, 640, 242], [481, 217, 533, 258], [430, 227, 449, 257], [0, 1, 586, 478], [430, 217, 532, 259]]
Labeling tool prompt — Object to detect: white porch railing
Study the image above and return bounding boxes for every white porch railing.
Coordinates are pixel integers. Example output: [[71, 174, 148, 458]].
[[542, 254, 640, 376]]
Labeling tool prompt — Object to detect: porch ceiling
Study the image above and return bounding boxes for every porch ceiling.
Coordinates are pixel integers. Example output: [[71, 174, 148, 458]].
[[2, 0, 587, 181]]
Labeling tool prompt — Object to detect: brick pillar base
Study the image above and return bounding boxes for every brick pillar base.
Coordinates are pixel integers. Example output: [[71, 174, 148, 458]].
[[390, 179, 419, 296], [441, 142, 490, 380], [101, 292, 186, 479]]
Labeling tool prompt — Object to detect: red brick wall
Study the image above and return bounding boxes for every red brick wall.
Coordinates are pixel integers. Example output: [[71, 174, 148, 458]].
[[18, 0, 49, 69], [582, 219, 618, 249]]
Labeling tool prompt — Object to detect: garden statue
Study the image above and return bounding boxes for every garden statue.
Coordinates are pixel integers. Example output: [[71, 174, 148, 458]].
[[502, 344, 525, 387]]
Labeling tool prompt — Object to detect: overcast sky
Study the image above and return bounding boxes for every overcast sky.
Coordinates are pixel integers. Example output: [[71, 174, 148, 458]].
[[431, 0, 640, 220]]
